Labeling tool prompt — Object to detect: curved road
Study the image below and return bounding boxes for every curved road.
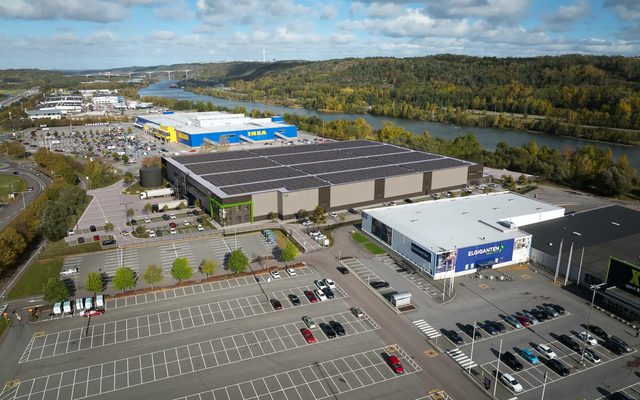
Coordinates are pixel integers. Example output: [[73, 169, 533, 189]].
[[0, 159, 50, 230]]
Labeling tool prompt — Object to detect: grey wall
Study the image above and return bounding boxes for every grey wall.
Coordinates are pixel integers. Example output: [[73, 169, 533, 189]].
[[330, 181, 375, 208], [431, 167, 469, 190], [384, 174, 423, 197], [252, 191, 278, 217], [281, 189, 319, 216]]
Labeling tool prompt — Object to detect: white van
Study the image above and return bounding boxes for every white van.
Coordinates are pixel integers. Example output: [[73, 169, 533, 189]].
[[62, 301, 72, 314], [95, 295, 104, 309], [84, 297, 93, 310], [500, 373, 523, 393], [75, 298, 84, 311], [53, 302, 63, 315]]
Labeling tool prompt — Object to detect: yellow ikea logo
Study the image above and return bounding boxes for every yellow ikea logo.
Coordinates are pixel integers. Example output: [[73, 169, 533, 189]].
[[247, 130, 267, 137], [178, 132, 189, 140]]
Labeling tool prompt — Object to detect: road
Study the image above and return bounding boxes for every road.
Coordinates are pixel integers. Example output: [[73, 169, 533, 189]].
[[0, 159, 50, 230]]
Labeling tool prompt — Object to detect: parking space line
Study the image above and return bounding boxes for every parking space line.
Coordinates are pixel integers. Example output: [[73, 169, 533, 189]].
[[2, 311, 378, 400], [377, 255, 440, 298]]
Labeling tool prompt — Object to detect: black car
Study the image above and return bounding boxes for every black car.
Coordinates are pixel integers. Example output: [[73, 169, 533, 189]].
[[320, 323, 337, 339], [602, 339, 626, 355], [162, 214, 170, 220], [288, 294, 301, 306], [608, 392, 635, 400], [337, 266, 350, 275], [545, 303, 566, 315], [370, 281, 390, 289], [130, 219, 137, 226], [270, 299, 282, 310], [192, 210, 199, 216], [480, 321, 498, 335], [156, 230, 164, 237], [546, 359, 570, 376], [404, 198, 414, 203], [559, 334, 581, 352], [89, 225, 97, 232], [588, 325, 609, 340], [329, 320, 346, 336], [489, 320, 507, 334], [347, 208, 358, 214], [322, 288, 335, 299], [537, 307, 554, 320], [101, 239, 116, 246], [500, 351, 523, 372], [445, 330, 464, 345], [461, 324, 482, 340], [77, 237, 85, 244], [530, 308, 549, 322]]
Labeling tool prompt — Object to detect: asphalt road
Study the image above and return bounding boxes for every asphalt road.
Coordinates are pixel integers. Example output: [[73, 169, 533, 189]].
[[0, 159, 50, 230]]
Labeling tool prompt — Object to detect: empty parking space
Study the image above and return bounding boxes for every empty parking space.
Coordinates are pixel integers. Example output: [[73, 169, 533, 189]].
[[4, 311, 379, 400], [20, 284, 348, 363], [376, 255, 441, 298], [172, 345, 421, 400], [340, 258, 390, 288]]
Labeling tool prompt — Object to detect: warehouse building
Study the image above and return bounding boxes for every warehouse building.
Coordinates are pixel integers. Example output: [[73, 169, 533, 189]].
[[135, 111, 297, 147], [162, 140, 483, 226], [361, 192, 565, 279]]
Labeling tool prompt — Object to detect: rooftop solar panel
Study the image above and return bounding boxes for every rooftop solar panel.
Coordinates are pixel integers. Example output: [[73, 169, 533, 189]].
[[221, 176, 328, 196], [173, 150, 257, 164], [186, 157, 278, 175], [203, 166, 306, 187], [318, 165, 413, 184], [270, 150, 358, 166], [346, 144, 411, 157], [249, 144, 327, 156], [402, 158, 470, 172], [321, 140, 380, 149], [374, 151, 442, 164], [296, 157, 384, 175]]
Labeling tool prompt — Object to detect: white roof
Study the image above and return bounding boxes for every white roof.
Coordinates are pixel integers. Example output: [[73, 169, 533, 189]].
[[364, 192, 564, 252], [139, 111, 290, 135]]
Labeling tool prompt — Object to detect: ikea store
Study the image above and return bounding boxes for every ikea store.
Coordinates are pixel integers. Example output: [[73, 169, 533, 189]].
[[135, 111, 297, 147]]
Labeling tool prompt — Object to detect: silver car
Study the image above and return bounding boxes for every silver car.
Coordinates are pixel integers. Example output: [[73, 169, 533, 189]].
[[522, 311, 539, 325]]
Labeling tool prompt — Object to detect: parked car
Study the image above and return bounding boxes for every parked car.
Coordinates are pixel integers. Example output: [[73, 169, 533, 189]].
[[162, 214, 170, 220], [504, 315, 522, 329], [530, 308, 549, 322], [286, 268, 296, 276], [169, 222, 177, 228], [324, 278, 336, 289], [522, 311, 540, 325], [322, 288, 335, 299], [270, 299, 282, 310], [500, 351, 523, 371], [337, 266, 349, 274], [197, 224, 204, 232], [461, 324, 482, 340], [515, 315, 531, 327], [499, 372, 523, 393], [315, 289, 327, 301], [559, 334, 581, 352], [270, 270, 281, 279], [89, 225, 97, 232], [370, 281, 390, 289], [519, 348, 540, 365], [577, 331, 598, 346], [320, 323, 336, 339], [329, 320, 346, 336], [480, 321, 498, 335], [487, 320, 506, 334], [315, 280, 328, 290], [329, 212, 338, 218], [583, 348, 601, 363], [81, 308, 105, 317], [545, 303, 566, 315], [288, 294, 301, 306], [534, 343, 557, 359], [588, 325, 609, 340], [102, 239, 116, 246], [77, 237, 85, 244], [351, 307, 364, 318], [182, 220, 191, 226], [603, 339, 627, 355], [347, 208, 358, 214], [445, 330, 464, 345], [304, 290, 317, 303], [60, 267, 78, 276], [540, 305, 559, 318], [608, 336, 634, 353], [300, 328, 316, 344], [144, 217, 151, 223], [130, 219, 137, 226], [156, 230, 164, 237], [302, 316, 316, 329], [546, 359, 570, 376], [387, 355, 404, 374]]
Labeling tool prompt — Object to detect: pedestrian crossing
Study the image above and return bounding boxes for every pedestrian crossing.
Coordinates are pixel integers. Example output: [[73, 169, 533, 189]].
[[207, 237, 231, 264], [412, 319, 441, 339], [446, 348, 477, 369], [63, 255, 83, 270], [101, 248, 139, 276], [158, 242, 197, 273]]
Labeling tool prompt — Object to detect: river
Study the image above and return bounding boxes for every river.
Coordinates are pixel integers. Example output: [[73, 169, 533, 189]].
[[139, 80, 640, 172]]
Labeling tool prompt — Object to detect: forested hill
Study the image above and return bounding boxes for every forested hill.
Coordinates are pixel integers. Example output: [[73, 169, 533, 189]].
[[187, 55, 640, 139]]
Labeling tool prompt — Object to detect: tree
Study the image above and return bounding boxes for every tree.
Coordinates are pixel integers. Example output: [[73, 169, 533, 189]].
[[267, 211, 278, 222], [85, 271, 104, 294], [127, 208, 135, 218], [501, 175, 516, 191], [43, 278, 69, 305], [112, 267, 136, 292], [200, 259, 218, 277], [227, 250, 249, 274], [134, 225, 148, 237], [104, 222, 114, 232], [280, 240, 299, 262], [144, 203, 153, 213], [311, 206, 327, 224], [123, 172, 134, 184], [296, 209, 308, 220], [171, 257, 193, 282], [517, 174, 528, 185], [37, 201, 68, 241], [141, 264, 163, 288], [121, 154, 129, 164], [0, 227, 26, 274]]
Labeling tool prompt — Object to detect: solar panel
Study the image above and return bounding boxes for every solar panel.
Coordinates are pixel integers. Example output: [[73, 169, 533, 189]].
[[203, 166, 306, 187], [186, 157, 278, 175], [346, 144, 411, 157], [221, 176, 328, 195], [270, 150, 357, 166], [296, 157, 384, 175], [173, 150, 257, 164], [374, 151, 442, 164], [250, 143, 327, 156], [401, 158, 470, 172], [321, 140, 380, 149], [318, 165, 413, 184]]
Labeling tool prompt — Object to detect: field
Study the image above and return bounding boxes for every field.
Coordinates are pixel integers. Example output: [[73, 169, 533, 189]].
[[0, 173, 26, 198], [7, 257, 63, 299]]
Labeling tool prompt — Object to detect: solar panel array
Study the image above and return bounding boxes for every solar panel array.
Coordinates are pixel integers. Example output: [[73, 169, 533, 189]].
[[170, 140, 473, 196]]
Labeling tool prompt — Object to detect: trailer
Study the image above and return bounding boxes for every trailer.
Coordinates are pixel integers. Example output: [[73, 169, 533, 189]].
[[152, 199, 187, 212], [139, 187, 174, 200]]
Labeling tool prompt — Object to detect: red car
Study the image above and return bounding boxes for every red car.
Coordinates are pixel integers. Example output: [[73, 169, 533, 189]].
[[515, 315, 531, 327], [93, 235, 100, 241], [81, 309, 105, 317], [387, 355, 404, 374], [300, 328, 316, 344], [169, 222, 177, 228], [304, 290, 318, 303], [270, 298, 282, 310]]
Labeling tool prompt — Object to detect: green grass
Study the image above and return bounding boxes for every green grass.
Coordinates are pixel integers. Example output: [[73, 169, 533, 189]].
[[40, 240, 103, 259], [0, 317, 10, 338], [364, 242, 386, 255], [7, 257, 63, 299], [351, 231, 369, 244], [0, 173, 26, 198]]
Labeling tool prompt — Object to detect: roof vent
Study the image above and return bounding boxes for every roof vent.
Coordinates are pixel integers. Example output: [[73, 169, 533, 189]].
[[493, 207, 500, 210], [572, 231, 582, 236], [611, 221, 620, 226], [462, 211, 469, 215]]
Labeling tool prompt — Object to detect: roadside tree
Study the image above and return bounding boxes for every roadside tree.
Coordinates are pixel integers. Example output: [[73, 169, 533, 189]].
[[141, 264, 163, 288], [127, 208, 135, 218], [112, 267, 136, 292], [311, 206, 326, 225], [227, 250, 249, 274], [43, 278, 69, 305], [200, 259, 218, 277], [104, 222, 114, 232], [280, 240, 299, 262], [171, 257, 193, 282], [37, 202, 68, 241], [296, 209, 308, 220], [85, 271, 104, 294]]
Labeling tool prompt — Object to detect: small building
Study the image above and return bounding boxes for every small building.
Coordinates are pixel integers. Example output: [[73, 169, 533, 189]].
[[361, 192, 565, 279], [390, 292, 412, 308], [25, 109, 63, 120]]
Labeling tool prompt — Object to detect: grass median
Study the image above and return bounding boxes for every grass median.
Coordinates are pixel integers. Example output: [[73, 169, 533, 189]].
[[7, 257, 63, 299], [0, 317, 10, 338], [351, 231, 386, 255]]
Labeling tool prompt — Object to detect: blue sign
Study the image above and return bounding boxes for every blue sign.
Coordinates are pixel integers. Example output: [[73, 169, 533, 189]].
[[455, 239, 514, 272]]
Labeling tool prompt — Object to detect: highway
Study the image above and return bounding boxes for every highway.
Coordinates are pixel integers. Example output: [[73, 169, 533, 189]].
[[0, 159, 50, 230]]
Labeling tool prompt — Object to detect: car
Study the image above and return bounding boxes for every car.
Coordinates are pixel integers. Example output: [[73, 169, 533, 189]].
[[148, 231, 156, 238], [130, 219, 137, 226], [182, 220, 191, 226], [302, 316, 316, 329], [120, 230, 130, 237], [270, 270, 281, 279], [608, 336, 634, 353], [329, 320, 346, 336], [387, 355, 404, 374], [370, 281, 390, 289], [534, 343, 557, 359], [578, 331, 598, 346], [445, 330, 464, 345], [170, 228, 177, 235], [315, 289, 327, 301], [404, 198, 414, 203], [169, 222, 177, 228], [196, 224, 204, 232], [337, 266, 349, 274], [530, 308, 549, 322], [500, 351, 523, 371], [329, 212, 338, 218], [301, 220, 313, 226], [60, 267, 79, 276], [286, 268, 296, 276], [487, 320, 506, 334], [480, 321, 498, 335], [504, 315, 522, 329], [81, 308, 105, 317], [583, 348, 601, 364], [522, 311, 540, 325], [93, 235, 100, 241], [519, 348, 540, 364], [89, 225, 97, 232], [186, 211, 194, 217], [300, 328, 317, 344], [559, 334, 581, 352], [102, 239, 116, 246], [288, 294, 301, 306], [309, 231, 320, 237], [162, 214, 170, 220], [169, 214, 176, 220], [515, 315, 531, 327], [347, 208, 358, 214], [77, 237, 85, 244], [83, 297, 93, 310], [546, 359, 570, 376], [461, 324, 482, 340], [144, 217, 151, 223], [588, 325, 609, 340], [192, 210, 199, 216], [545, 303, 566, 315], [536, 306, 554, 320], [304, 290, 317, 303], [320, 322, 336, 339], [27, 186, 33, 192], [315, 280, 328, 290], [351, 307, 364, 318], [608, 392, 635, 400], [156, 230, 164, 237], [270, 299, 282, 310], [541, 305, 559, 318], [322, 288, 335, 299], [67, 229, 75, 236], [499, 372, 523, 393], [602, 339, 627, 355], [324, 278, 336, 289]]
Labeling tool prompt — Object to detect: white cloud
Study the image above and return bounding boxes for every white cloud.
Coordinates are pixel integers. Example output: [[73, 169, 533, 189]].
[[425, 0, 532, 22], [0, 0, 170, 22], [604, 0, 640, 21], [154, 0, 195, 21], [319, 4, 338, 19], [545, 0, 591, 32], [195, 0, 309, 27]]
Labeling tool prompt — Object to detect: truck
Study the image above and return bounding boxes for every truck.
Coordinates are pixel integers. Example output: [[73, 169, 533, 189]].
[[139, 188, 174, 200], [152, 199, 187, 213]]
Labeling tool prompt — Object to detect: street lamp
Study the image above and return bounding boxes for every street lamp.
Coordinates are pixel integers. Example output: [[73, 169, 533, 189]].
[[580, 282, 606, 365]]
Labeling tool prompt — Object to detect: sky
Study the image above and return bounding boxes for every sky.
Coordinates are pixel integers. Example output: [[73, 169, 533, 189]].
[[0, 0, 639, 70]]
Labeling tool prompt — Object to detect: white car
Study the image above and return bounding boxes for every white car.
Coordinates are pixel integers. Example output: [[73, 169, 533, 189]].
[[302, 220, 313, 226], [534, 343, 557, 359], [67, 229, 75, 236], [197, 224, 204, 232], [578, 331, 598, 346], [583, 348, 601, 364], [314, 289, 327, 301], [121, 230, 130, 236], [329, 212, 338, 218], [60, 267, 79, 276], [169, 214, 176, 220], [324, 278, 336, 289], [144, 217, 151, 223], [286, 268, 296, 276], [309, 231, 320, 237], [499, 373, 523, 393], [148, 231, 156, 238], [270, 270, 281, 279], [302, 316, 316, 329], [170, 228, 177, 235], [315, 280, 328, 291], [183, 220, 191, 226]]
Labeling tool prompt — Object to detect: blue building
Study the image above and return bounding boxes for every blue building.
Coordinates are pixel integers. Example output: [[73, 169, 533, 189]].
[[135, 111, 297, 146]]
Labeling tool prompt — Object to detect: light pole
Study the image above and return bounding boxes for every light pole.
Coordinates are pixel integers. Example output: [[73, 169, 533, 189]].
[[468, 321, 477, 375], [493, 338, 503, 397], [540, 371, 548, 400], [580, 282, 606, 365]]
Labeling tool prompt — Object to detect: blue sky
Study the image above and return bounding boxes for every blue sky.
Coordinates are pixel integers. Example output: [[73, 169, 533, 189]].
[[0, 0, 638, 69]]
